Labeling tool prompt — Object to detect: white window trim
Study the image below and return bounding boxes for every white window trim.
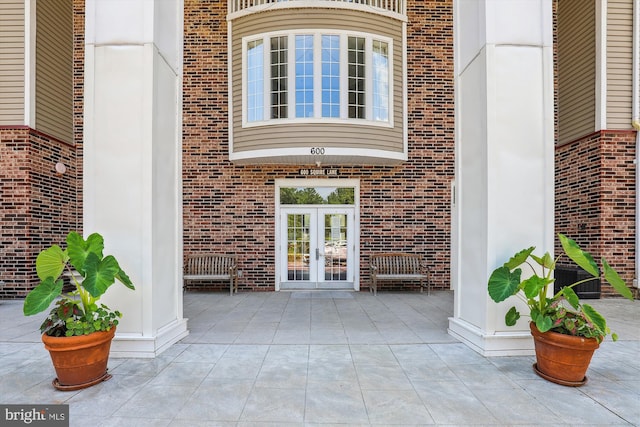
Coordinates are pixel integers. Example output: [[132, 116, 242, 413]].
[[241, 30, 393, 128], [595, 0, 607, 131]]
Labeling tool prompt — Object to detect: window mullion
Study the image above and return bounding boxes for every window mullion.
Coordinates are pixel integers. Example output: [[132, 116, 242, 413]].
[[340, 34, 348, 120], [365, 36, 373, 122], [242, 38, 247, 125], [288, 33, 295, 118], [314, 33, 322, 119], [388, 40, 394, 127], [263, 35, 269, 121]]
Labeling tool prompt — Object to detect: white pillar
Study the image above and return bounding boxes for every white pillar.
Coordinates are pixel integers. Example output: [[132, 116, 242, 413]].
[[449, 0, 555, 356], [83, 0, 186, 357]]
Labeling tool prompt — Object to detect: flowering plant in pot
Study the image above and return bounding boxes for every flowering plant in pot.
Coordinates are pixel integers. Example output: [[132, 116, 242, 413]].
[[488, 234, 634, 386], [23, 231, 134, 390]]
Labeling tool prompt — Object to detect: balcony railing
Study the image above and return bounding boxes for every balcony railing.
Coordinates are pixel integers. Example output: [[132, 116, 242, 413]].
[[228, 0, 406, 17]]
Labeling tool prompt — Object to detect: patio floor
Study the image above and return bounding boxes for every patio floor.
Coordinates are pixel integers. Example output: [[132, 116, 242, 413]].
[[1, 290, 639, 426]]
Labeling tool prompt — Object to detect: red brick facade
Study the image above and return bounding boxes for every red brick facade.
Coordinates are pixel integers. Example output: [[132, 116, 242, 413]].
[[555, 131, 637, 295], [0, 1, 85, 298], [552, 0, 636, 296], [73, 0, 85, 210], [1, 1, 636, 298], [0, 127, 79, 298], [182, 0, 455, 292]]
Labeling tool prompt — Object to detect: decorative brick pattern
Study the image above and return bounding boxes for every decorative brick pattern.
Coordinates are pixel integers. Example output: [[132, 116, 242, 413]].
[[555, 131, 636, 296]]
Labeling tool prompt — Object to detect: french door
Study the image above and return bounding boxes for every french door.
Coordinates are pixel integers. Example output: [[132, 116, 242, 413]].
[[280, 207, 355, 289]]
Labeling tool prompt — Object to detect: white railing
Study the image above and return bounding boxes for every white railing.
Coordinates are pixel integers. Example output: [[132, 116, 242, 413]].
[[228, 0, 406, 17]]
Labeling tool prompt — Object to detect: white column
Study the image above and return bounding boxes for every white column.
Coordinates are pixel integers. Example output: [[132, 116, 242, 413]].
[[83, 0, 186, 357], [449, 0, 555, 356]]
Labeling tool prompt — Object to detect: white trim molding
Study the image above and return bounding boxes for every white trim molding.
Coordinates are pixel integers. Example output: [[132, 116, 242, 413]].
[[595, 0, 608, 131], [110, 319, 189, 358], [230, 147, 407, 165], [227, 0, 407, 23], [24, 0, 37, 127], [448, 317, 534, 357]]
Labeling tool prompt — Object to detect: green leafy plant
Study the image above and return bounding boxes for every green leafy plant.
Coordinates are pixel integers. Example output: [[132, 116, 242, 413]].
[[23, 232, 135, 337], [488, 234, 634, 343]]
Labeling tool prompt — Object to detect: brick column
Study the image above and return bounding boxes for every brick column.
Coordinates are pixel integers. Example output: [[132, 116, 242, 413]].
[[449, 0, 555, 355], [83, 0, 186, 357]]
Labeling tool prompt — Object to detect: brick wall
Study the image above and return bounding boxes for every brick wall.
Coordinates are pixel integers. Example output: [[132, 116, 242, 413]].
[[73, 0, 85, 211], [0, 127, 79, 298], [0, 128, 32, 297], [0, 0, 83, 298], [555, 130, 636, 296], [182, 0, 455, 292], [4, 1, 634, 298]]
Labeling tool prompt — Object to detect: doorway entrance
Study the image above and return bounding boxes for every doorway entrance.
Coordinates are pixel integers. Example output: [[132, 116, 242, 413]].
[[280, 207, 354, 289], [275, 179, 359, 291]]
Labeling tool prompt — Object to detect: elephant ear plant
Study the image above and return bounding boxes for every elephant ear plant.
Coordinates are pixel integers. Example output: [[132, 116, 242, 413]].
[[488, 234, 634, 343], [23, 231, 135, 337]]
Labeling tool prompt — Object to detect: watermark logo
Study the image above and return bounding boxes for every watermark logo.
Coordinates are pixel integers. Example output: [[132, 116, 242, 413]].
[[1, 405, 68, 426]]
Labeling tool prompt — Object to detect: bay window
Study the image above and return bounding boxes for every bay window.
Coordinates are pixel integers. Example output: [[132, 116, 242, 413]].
[[243, 30, 392, 126]]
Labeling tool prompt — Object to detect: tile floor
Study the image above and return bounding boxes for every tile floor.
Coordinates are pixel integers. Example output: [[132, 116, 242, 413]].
[[0, 290, 638, 426]]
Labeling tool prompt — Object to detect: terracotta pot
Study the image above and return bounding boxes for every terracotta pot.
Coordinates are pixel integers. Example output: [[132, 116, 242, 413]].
[[42, 327, 116, 391], [530, 322, 599, 386]]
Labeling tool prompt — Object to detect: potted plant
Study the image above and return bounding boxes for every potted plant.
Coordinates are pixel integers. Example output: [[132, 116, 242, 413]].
[[23, 231, 135, 390], [488, 233, 634, 386]]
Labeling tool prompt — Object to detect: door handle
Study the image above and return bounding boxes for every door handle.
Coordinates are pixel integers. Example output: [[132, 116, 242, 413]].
[[316, 248, 324, 260]]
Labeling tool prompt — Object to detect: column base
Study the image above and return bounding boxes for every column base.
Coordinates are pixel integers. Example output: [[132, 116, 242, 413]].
[[448, 317, 534, 356], [110, 319, 189, 358]]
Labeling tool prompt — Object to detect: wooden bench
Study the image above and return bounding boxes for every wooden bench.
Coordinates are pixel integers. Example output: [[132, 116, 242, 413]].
[[369, 253, 430, 295], [183, 254, 238, 295]]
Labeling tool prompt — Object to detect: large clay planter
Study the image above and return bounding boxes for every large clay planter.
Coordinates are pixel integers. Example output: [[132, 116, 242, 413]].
[[530, 322, 599, 386], [42, 327, 116, 391]]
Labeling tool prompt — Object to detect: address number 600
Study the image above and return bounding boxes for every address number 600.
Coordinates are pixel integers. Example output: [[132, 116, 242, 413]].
[[310, 147, 325, 155]]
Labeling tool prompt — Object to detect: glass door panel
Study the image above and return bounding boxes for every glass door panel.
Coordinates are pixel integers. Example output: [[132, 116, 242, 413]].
[[321, 213, 348, 281], [285, 212, 313, 282]]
